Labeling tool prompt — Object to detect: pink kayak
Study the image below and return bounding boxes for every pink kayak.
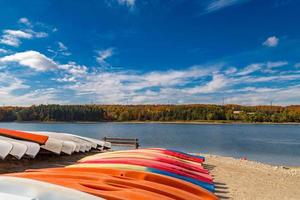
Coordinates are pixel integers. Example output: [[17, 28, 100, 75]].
[[80, 157, 213, 183]]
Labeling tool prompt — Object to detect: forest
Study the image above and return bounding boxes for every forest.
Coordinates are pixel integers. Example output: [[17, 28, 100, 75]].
[[0, 104, 300, 123]]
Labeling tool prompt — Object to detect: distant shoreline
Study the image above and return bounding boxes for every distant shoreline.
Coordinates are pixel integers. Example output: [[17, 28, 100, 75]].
[[1, 120, 300, 125]]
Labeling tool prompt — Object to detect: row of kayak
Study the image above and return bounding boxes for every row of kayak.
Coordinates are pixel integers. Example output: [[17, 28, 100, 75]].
[[2, 148, 219, 200], [0, 128, 111, 160]]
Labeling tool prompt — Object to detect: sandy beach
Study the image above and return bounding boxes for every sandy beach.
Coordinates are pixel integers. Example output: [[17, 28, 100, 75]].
[[1, 152, 299, 200], [199, 154, 300, 200]]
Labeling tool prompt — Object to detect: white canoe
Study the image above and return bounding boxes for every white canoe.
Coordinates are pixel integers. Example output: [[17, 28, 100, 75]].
[[71, 135, 110, 149], [14, 140, 40, 158], [26, 131, 78, 155], [0, 177, 103, 200], [0, 140, 13, 160], [0, 192, 33, 200], [41, 137, 63, 155], [33, 131, 93, 152], [0, 136, 27, 159]]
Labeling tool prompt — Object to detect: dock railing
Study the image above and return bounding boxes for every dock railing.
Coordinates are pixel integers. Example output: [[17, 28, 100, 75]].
[[103, 137, 139, 149]]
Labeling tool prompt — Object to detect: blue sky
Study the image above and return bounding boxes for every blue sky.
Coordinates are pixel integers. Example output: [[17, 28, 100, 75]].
[[0, 0, 300, 105]]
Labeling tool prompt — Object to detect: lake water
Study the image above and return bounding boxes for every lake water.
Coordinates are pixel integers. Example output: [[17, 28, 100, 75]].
[[0, 122, 299, 166]]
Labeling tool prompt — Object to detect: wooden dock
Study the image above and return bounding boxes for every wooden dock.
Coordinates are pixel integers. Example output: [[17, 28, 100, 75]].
[[103, 137, 140, 149]]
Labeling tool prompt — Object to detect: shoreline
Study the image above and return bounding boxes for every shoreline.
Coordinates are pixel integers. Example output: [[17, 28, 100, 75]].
[[195, 153, 300, 200], [1, 120, 300, 125], [0, 152, 299, 199]]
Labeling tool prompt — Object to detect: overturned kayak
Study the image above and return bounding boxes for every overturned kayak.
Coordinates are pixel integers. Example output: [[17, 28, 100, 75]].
[[0, 176, 103, 200], [79, 151, 208, 174], [77, 157, 213, 183], [26, 167, 218, 200], [81, 149, 204, 167], [68, 163, 215, 192], [0, 128, 48, 144], [0, 136, 27, 159], [0, 140, 13, 160], [7, 168, 217, 200]]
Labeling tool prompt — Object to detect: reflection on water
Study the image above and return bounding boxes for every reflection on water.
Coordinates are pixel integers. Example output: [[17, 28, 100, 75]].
[[0, 122, 299, 166]]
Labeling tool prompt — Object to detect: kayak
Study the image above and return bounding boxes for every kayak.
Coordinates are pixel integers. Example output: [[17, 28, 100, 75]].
[[0, 192, 33, 200], [78, 157, 213, 183], [41, 137, 63, 155], [7, 169, 217, 200], [79, 151, 208, 174], [0, 136, 27, 159], [150, 148, 205, 161], [29, 131, 91, 152], [0, 140, 13, 159], [15, 140, 40, 158], [81, 149, 204, 167], [67, 163, 215, 192], [0, 128, 48, 144], [26, 167, 218, 200], [0, 176, 103, 200]]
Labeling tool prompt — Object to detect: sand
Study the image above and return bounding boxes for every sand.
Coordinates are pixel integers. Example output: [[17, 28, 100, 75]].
[[1, 152, 300, 200], [198, 154, 300, 200]]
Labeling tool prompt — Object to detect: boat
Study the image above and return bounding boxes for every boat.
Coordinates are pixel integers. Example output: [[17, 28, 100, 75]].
[[0, 140, 13, 159], [41, 137, 63, 155], [15, 140, 40, 158], [0, 128, 48, 144], [27, 167, 218, 200], [6, 169, 217, 200], [0, 136, 27, 159], [30, 131, 93, 152], [79, 151, 209, 174], [0, 176, 103, 200], [80, 149, 204, 168], [0, 192, 33, 200], [77, 157, 213, 183], [68, 163, 214, 192]]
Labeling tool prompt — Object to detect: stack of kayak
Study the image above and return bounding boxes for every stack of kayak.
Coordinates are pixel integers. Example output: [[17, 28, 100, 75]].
[[2, 148, 219, 200], [0, 128, 111, 160]]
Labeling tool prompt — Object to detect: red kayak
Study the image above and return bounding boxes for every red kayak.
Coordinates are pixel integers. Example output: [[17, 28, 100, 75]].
[[80, 157, 213, 183]]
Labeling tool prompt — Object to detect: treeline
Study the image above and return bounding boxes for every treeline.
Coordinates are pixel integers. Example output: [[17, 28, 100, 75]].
[[0, 104, 300, 123]]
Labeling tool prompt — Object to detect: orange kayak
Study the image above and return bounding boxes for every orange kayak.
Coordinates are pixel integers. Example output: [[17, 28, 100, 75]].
[[0, 128, 48, 144], [9, 167, 218, 200]]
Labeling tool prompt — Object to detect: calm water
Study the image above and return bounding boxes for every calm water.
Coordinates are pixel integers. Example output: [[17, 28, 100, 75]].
[[0, 122, 299, 166]]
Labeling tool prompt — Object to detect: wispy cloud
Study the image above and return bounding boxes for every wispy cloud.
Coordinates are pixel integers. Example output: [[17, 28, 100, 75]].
[[96, 47, 114, 66], [205, 0, 249, 13], [263, 36, 279, 47], [116, 0, 135, 8], [0, 48, 8, 54], [18, 17, 32, 27], [0, 18, 48, 47]]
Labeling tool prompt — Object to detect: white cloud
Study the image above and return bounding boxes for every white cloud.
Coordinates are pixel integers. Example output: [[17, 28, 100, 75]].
[[58, 62, 87, 77], [0, 50, 58, 71], [0, 18, 49, 47], [57, 42, 71, 56], [224, 67, 237, 74], [205, 0, 248, 13], [294, 63, 300, 68], [18, 17, 32, 27], [263, 36, 279, 47], [236, 63, 263, 76], [117, 0, 135, 7], [187, 73, 228, 94], [0, 29, 32, 47], [0, 48, 8, 54], [96, 47, 114, 66], [266, 61, 288, 68]]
